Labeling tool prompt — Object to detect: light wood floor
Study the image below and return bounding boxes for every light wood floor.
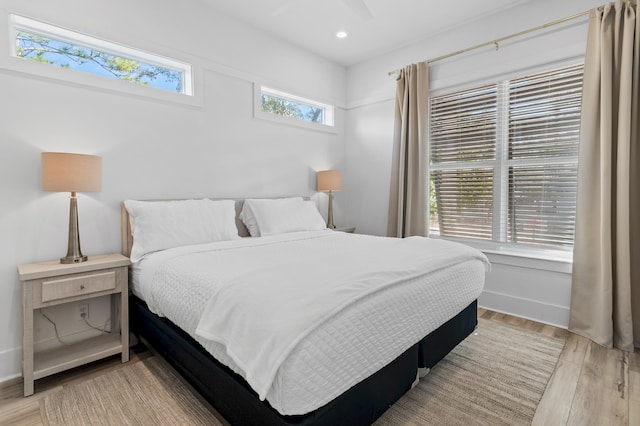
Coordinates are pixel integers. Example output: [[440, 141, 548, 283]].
[[1, 309, 638, 425]]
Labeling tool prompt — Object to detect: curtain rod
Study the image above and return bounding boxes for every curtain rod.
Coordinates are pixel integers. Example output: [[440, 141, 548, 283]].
[[388, 9, 591, 76]]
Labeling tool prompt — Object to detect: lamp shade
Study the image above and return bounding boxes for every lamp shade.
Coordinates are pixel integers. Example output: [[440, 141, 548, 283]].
[[41, 152, 102, 193], [317, 170, 342, 192]]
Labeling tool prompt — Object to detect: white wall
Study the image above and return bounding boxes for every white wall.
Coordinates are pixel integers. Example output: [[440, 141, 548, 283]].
[[0, 0, 346, 381], [343, 0, 604, 328]]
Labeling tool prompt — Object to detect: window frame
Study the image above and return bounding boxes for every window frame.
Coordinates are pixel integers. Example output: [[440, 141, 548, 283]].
[[253, 84, 336, 133], [428, 63, 583, 258], [1, 12, 201, 106]]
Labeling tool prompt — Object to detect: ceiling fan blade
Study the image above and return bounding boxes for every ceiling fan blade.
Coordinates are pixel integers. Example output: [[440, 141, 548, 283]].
[[343, 0, 373, 21]]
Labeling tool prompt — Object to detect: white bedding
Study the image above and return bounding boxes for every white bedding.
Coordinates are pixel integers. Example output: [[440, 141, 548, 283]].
[[135, 231, 489, 415]]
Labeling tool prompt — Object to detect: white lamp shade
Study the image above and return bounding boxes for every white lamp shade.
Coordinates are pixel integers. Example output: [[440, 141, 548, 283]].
[[317, 170, 342, 192], [41, 152, 102, 193]]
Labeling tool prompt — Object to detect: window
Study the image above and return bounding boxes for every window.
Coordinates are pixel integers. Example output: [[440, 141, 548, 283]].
[[257, 86, 334, 127], [10, 14, 192, 95], [429, 64, 583, 251]]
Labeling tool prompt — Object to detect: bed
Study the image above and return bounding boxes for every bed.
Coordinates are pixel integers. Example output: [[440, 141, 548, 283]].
[[121, 198, 489, 425]]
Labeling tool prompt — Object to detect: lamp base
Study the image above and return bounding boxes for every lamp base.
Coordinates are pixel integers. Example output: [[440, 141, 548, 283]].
[[61, 193, 88, 264], [326, 191, 336, 229], [60, 254, 88, 264]]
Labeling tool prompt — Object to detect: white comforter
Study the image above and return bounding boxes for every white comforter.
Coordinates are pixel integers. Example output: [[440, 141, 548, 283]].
[[137, 231, 489, 415]]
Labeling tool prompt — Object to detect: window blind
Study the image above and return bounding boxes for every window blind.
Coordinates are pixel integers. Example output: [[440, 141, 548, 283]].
[[429, 63, 583, 250], [430, 84, 497, 163], [431, 168, 494, 240], [508, 66, 582, 157], [506, 64, 582, 247]]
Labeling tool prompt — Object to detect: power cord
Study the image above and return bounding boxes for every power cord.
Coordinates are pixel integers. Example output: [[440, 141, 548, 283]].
[[39, 309, 68, 345], [81, 302, 118, 334], [81, 313, 111, 334], [40, 308, 113, 346]]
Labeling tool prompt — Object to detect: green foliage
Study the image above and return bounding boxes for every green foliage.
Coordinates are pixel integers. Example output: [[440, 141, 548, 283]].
[[261, 94, 324, 123], [429, 177, 438, 217], [261, 95, 300, 118]]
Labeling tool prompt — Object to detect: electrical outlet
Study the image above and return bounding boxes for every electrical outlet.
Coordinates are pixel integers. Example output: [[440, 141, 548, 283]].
[[78, 303, 89, 320]]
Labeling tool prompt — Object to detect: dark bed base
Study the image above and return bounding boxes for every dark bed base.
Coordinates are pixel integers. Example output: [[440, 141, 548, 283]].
[[130, 296, 477, 426]]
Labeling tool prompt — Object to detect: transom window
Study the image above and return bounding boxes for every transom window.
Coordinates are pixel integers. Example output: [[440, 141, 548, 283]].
[[10, 14, 192, 95], [429, 64, 583, 251], [259, 86, 334, 127]]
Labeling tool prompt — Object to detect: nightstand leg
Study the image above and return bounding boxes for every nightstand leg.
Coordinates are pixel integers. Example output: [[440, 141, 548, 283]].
[[120, 291, 129, 363], [22, 285, 34, 397]]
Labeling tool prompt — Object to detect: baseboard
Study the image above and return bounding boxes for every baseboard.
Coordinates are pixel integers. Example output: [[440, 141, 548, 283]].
[[0, 346, 21, 383], [479, 290, 570, 329]]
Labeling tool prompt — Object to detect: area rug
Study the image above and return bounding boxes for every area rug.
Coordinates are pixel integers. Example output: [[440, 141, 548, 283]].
[[43, 318, 565, 425], [42, 357, 223, 426], [374, 318, 565, 425]]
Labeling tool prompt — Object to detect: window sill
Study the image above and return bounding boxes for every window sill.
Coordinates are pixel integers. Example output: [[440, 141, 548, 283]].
[[482, 249, 572, 274], [253, 109, 338, 134], [429, 235, 573, 274]]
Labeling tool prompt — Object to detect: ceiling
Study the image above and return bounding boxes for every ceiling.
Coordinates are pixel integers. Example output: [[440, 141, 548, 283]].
[[201, 0, 530, 66]]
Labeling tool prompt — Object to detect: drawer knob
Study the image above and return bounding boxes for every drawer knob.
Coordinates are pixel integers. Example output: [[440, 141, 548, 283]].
[[80, 285, 85, 290]]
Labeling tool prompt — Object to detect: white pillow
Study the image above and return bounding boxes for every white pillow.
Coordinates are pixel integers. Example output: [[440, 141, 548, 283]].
[[124, 199, 239, 262], [239, 197, 303, 237], [244, 198, 326, 237], [238, 202, 260, 237]]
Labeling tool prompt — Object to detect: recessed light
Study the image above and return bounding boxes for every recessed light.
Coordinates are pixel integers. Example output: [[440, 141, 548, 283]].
[[336, 31, 348, 39]]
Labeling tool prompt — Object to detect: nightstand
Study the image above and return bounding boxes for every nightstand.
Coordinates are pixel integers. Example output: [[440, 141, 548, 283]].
[[334, 226, 356, 233], [17, 253, 130, 397]]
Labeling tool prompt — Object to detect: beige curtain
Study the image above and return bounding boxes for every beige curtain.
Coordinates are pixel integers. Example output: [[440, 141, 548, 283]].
[[570, 0, 640, 352], [387, 61, 429, 237]]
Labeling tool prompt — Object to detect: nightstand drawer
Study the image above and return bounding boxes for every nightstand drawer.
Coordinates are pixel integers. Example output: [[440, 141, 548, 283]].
[[41, 271, 116, 302]]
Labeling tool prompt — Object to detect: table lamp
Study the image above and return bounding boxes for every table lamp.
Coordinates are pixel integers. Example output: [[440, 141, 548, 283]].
[[317, 170, 342, 229], [41, 152, 102, 264]]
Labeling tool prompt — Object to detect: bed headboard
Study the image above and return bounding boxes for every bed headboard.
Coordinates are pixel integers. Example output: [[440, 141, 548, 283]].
[[120, 199, 251, 258], [121, 202, 134, 257]]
